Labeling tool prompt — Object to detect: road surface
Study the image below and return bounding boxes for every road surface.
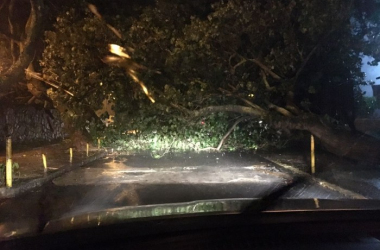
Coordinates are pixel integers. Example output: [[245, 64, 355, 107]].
[[0, 151, 373, 238]]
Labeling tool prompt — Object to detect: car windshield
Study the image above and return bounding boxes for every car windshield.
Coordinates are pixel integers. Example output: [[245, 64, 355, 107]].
[[1, 0, 380, 239]]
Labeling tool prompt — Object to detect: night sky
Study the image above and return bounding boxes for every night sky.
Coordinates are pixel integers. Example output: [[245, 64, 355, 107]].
[[361, 56, 380, 96]]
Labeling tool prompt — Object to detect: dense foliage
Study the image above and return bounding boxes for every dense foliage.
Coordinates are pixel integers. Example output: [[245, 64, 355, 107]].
[[0, 38, 12, 74], [41, 0, 380, 152]]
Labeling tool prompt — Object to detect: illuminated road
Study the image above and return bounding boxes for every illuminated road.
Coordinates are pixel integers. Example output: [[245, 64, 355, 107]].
[[0, 152, 365, 238]]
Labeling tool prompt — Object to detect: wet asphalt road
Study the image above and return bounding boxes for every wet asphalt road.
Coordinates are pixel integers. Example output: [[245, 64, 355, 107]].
[[0, 151, 369, 238]]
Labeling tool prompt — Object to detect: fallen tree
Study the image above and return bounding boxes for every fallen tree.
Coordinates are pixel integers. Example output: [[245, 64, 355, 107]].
[[271, 115, 380, 165], [40, 0, 380, 164], [173, 103, 380, 164]]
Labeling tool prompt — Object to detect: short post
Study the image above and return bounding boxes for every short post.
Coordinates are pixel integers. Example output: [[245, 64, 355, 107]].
[[6, 137, 12, 188], [42, 154, 47, 173], [97, 138, 101, 149], [311, 134, 315, 174], [86, 143, 89, 157], [70, 148, 73, 163]]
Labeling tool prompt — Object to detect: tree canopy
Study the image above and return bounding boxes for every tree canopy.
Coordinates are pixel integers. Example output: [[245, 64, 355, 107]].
[[2, 0, 380, 160]]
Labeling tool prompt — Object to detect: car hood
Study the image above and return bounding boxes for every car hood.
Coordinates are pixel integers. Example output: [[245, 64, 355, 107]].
[[43, 198, 380, 234]]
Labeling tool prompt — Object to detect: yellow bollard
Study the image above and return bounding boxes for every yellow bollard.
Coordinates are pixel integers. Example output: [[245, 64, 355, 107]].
[[70, 148, 73, 163], [42, 154, 47, 173], [86, 143, 89, 157], [313, 198, 320, 208], [6, 159, 12, 188], [6, 137, 12, 188], [97, 138, 101, 149], [311, 134, 315, 174]]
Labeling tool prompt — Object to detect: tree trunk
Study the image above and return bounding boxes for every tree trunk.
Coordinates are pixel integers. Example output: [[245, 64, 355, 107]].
[[184, 104, 380, 165], [0, 0, 44, 91], [273, 115, 380, 165], [355, 118, 380, 134]]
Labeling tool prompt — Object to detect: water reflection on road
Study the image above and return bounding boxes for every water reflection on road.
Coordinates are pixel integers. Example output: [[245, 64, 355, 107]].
[[0, 151, 362, 239]]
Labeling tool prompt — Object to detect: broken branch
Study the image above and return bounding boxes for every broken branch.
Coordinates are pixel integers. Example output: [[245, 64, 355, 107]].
[[230, 58, 247, 74], [170, 103, 191, 114], [248, 58, 281, 80], [190, 105, 266, 118], [266, 101, 293, 117], [295, 44, 319, 81], [218, 88, 266, 113], [171, 103, 266, 117], [25, 69, 74, 96], [1, 0, 44, 91], [8, 0, 17, 64], [217, 116, 251, 150], [0, 30, 22, 43], [261, 70, 275, 91]]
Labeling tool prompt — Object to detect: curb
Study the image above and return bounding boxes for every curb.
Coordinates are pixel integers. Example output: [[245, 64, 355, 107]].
[[0, 150, 107, 199]]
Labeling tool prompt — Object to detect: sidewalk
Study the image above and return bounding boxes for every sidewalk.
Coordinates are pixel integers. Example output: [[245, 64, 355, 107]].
[[0, 141, 107, 198]]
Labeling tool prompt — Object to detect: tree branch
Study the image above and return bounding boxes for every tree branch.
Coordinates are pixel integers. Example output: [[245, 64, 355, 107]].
[[261, 70, 275, 91], [217, 116, 251, 150], [228, 53, 237, 68], [232, 54, 281, 80], [170, 103, 191, 114], [218, 87, 266, 113], [266, 101, 293, 117], [8, 0, 17, 64], [0, 0, 8, 12], [25, 69, 74, 96], [230, 58, 247, 74], [0, 30, 22, 43], [0, 0, 44, 91], [248, 58, 281, 80], [294, 29, 334, 81], [189, 105, 267, 117], [295, 44, 319, 81]]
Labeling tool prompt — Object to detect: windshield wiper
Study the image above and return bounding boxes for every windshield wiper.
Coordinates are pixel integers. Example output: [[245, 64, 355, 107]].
[[242, 176, 305, 213]]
